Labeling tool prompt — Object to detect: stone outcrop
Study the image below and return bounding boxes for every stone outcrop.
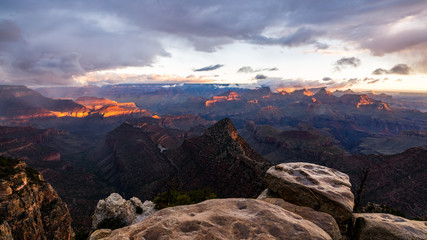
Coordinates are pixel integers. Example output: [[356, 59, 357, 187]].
[[92, 193, 156, 230], [258, 193, 341, 240], [0, 157, 73, 239], [0, 221, 13, 240], [352, 213, 427, 240], [97, 118, 272, 201], [91, 198, 332, 240], [264, 162, 354, 232]]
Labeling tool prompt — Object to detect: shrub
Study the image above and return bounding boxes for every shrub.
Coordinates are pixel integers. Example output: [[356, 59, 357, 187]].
[[153, 188, 217, 209]]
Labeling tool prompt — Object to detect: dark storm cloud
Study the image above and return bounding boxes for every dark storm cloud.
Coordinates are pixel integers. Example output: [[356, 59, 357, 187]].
[[390, 64, 411, 75], [372, 64, 411, 75], [0, 20, 23, 42], [0, 0, 426, 85], [255, 74, 267, 80], [250, 27, 321, 47], [194, 64, 224, 72]]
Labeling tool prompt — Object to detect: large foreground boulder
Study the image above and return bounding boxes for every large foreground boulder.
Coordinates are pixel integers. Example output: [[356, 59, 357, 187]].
[[259, 196, 342, 240], [352, 213, 427, 240], [91, 198, 332, 240], [264, 163, 354, 232]]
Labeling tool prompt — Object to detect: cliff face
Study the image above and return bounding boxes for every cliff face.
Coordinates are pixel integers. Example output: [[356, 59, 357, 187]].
[[0, 157, 73, 240], [169, 118, 272, 198], [97, 117, 271, 200]]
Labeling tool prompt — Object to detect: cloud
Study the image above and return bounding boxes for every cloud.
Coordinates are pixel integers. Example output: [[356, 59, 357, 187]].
[[322, 77, 333, 81], [372, 64, 411, 75], [1, 0, 427, 85], [0, 20, 24, 42], [254, 76, 362, 92], [194, 64, 224, 72], [237, 66, 254, 73], [250, 26, 321, 47], [367, 79, 380, 84], [237, 66, 278, 73], [334, 57, 361, 71], [74, 73, 216, 85], [255, 74, 267, 79]]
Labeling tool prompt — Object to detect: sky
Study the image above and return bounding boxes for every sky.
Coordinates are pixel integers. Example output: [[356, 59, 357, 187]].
[[0, 0, 427, 92]]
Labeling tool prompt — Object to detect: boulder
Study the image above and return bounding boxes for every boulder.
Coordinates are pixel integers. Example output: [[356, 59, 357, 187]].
[[264, 163, 354, 232], [92, 193, 152, 230], [91, 198, 332, 240], [260, 197, 342, 240], [352, 213, 427, 240]]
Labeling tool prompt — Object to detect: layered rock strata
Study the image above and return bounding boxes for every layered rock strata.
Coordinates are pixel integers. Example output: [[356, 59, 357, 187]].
[[0, 157, 73, 239]]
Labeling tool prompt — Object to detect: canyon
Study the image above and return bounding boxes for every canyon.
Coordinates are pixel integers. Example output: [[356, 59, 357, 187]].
[[0, 84, 425, 237]]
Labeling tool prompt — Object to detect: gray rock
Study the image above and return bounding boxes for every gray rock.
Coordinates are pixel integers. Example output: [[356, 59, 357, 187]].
[[92, 193, 155, 230], [352, 213, 427, 240], [265, 163, 354, 233]]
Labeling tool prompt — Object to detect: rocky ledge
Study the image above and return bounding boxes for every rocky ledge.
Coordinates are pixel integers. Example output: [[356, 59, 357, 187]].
[[91, 162, 427, 240]]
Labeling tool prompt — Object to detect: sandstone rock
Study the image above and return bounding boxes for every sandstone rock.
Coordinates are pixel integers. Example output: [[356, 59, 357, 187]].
[[0, 221, 13, 240], [0, 181, 12, 200], [0, 158, 73, 240], [92, 198, 332, 240], [352, 213, 427, 240], [92, 193, 153, 230], [89, 229, 112, 240], [260, 197, 342, 240], [265, 163, 354, 232]]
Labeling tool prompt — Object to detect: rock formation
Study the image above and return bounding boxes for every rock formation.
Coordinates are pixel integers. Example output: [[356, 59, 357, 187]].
[[0, 157, 73, 239], [264, 162, 354, 233], [97, 117, 272, 200], [90, 161, 427, 240], [257, 191, 341, 240], [90, 198, 332, 240], [352, 213, 427, 240], [92, 193, 156, 230], [168, 118, 272, 197]]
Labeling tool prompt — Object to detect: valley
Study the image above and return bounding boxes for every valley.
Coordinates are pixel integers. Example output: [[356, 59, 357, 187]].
[[0, 84, 426, 234]]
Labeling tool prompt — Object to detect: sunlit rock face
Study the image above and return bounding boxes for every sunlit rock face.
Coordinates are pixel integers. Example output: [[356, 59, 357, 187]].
[[205, 91, 241, 106], [0, 158, 73, 240], [339, 94, 391, 110], [0, 86, 152, 124], [90, 198, 332, 240], [75, 96, 150, 117]]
